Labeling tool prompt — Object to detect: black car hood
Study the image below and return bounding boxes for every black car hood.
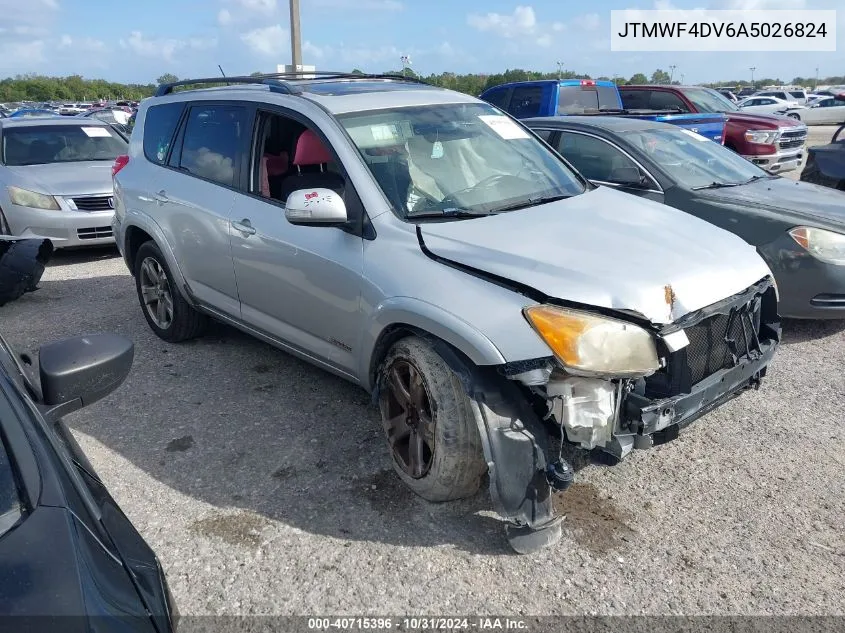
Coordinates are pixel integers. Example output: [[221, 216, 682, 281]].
[[694, 177, 845, 229], [808, 142, 845, 180]]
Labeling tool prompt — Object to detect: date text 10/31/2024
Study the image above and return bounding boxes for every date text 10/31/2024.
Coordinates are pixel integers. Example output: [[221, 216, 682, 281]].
[[307, 618, 529, 630]]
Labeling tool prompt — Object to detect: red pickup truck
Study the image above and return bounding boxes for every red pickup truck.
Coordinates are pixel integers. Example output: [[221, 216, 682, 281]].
[[619, 85, 808, 174]]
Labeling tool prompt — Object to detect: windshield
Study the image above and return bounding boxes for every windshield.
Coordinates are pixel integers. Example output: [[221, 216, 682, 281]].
[[338, 103, 585, 219], [683, 87, 739, 113], [623, 127, 768, 188], [557, 85, 621, 114], [2, 124, 128, 166]]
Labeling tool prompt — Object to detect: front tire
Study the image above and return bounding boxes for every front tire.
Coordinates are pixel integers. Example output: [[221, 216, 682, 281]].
[[787, 112, 800, 120], [134, 241, 207, 342], [377, 336, 487, 502]]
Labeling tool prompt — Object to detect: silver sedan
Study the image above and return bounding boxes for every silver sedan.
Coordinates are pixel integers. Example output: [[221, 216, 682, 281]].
[[0, 117, 127, 247]]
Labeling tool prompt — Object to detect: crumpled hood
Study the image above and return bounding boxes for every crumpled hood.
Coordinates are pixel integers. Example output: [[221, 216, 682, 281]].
[[3, 162, 113, 196], [419, 186, 772, 325], [696, 177, 845, 227]]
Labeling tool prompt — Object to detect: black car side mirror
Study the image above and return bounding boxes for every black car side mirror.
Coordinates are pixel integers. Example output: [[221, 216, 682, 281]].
[[38, 334, 134, 421], [610, 166, 648, 188]]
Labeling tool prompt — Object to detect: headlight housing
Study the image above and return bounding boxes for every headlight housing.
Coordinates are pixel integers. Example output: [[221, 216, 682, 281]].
[[523, 305, 660, 377], [789, 226, 845, 265], [7, 186, 60, 210], [744, 129, 780, 145]]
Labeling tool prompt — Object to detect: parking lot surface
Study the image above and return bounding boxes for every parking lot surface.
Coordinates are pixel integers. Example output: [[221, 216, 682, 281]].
[[2, 125, 844, 616]]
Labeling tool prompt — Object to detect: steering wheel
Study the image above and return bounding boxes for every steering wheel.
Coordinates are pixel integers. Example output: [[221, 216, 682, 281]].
[[439, 174, 532, 209]]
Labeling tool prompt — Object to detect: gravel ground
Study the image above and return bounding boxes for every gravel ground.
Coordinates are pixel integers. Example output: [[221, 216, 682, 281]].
[[1, 126, 844, 617]]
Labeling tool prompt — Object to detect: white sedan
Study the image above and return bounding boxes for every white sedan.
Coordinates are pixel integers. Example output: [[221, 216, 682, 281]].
[[789, 96, 845, 125], [736, 96, 805, 116]]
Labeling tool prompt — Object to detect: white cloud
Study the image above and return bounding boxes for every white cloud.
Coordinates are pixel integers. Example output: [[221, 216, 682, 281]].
[[303, 41, 326, 59], [574, 13, 601, 31], [218, 8, 232, 25], [719, 0, 806, 8], [119, 31, 215, 62], [241, 24, 288, 56], [235, 0, 276, 14], [0, 40, 46, 65], [467, 5, 561, 48], [58, 35, 106, 52], [311, 0, 402, 9], [467, 5, 538, 39]]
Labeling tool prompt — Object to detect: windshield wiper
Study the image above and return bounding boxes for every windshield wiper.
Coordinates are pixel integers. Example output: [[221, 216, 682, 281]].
[[488, 193, 572, 214], [743, 174, 776, 184], [407, 209, 491, 221], [692, 181, 744, 190]]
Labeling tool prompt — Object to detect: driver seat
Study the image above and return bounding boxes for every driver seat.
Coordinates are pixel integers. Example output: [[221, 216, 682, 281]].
[[277, 130, 345, 202]]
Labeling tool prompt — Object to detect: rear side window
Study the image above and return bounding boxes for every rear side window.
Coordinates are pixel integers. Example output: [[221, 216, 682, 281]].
[[179, 105, 247, 187], [142, 103, 184, 164], [648, 91, 690, 112], [484, 87, 511, 110], [555, 132, 640, 183], [619, 90, 651, 110], [509, 86, 544, 118]]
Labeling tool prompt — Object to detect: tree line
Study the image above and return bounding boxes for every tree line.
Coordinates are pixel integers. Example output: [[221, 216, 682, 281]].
[[1, 69, 843, 103]]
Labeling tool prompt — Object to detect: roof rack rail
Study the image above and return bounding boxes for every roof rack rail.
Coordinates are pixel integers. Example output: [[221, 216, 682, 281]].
[[154, 71, 428, 97]]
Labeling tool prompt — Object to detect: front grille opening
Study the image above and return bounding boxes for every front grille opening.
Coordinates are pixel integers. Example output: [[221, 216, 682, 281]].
[[77, 226, 113, 240], [643, 284, 776, 399], [72, 196, 114, 211], [685, 305, 762, 385]]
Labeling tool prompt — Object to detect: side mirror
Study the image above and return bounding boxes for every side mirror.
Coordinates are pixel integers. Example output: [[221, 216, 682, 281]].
[[38, 334, 134, 421], [285, 188, 348, 226], [610, 166, 647, 188]]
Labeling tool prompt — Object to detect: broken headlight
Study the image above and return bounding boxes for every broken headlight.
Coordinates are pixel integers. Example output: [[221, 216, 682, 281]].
[[523, 305, 659, 378], [789, 227, 845, 265]]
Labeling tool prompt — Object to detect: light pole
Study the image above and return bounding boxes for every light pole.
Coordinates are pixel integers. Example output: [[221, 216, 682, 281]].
[[556, 61, 563, 80], [680, 73, 685, 85], [669, 64, 676, 84], [749, 66, 756, 90], [815, 66, 819, 90], [289, 0, 302, 69]]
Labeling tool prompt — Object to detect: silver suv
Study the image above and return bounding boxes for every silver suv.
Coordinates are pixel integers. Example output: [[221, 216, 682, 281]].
[[112, 73, 781, 553]]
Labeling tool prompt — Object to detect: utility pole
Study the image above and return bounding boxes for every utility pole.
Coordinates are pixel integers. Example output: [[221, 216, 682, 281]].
[[669, 64, 676, 84], [749, 66, 756, 90], [556, 61, 563, 80], [289, 0, 302, 70]]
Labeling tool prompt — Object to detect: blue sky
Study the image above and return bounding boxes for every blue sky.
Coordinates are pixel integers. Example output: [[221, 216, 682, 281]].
[[0, 0, 841, 84]]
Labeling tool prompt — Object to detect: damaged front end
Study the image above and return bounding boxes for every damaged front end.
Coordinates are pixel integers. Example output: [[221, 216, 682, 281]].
[[0, 237, 54, 307], [488, 277, 779, 552]]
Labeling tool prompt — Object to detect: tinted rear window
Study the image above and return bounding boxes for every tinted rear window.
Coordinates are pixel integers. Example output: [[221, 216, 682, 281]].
[[142, 102, 185, 165], [557, 85, 620, 114], [2, 125, 127, 166], [178, 105, 247, 187], [509, 86, 544, 118]]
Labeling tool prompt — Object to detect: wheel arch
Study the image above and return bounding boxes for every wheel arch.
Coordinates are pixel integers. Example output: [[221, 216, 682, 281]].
[[362, 297, 507, 393], [121, 216, 195, 306]]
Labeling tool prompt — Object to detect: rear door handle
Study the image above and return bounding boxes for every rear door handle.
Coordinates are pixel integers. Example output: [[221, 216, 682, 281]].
[[232, 219, 256, 236], [153, 190, 169, 204]]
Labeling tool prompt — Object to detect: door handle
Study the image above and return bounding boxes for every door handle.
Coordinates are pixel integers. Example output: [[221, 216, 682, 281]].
[[232, 219, 256, 236], [153, 190, 169, 204]]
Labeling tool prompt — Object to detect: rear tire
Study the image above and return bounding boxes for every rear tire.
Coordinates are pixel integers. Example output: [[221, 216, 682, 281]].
[[377, 336, 487, 502], [787, 112, 800, 120], [134, 241, 207, 342]]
